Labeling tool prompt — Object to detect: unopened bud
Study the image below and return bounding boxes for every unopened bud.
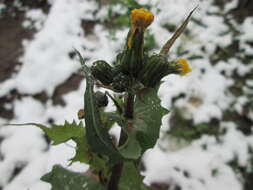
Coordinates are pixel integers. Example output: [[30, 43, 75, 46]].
[[91, 60, 114, 85]]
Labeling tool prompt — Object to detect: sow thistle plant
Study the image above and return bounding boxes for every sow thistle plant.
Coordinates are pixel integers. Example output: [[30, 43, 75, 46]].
[[15, 7, 195, 190]]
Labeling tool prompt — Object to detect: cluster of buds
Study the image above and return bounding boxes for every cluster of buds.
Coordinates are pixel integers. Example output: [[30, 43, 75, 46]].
[[91, 8, 192, 92]]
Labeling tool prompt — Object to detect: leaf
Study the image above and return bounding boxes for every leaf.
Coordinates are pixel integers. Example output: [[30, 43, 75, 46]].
[[70, 136, 90, 164], [134, 85, 169, 152], [89, 154, 111, 178], [72, 137, 111, 178], [41, 165, 105, 190], [9, 121, 84, 145], [11, 121, 92, 165], [119, 162, 151, 190], [105, 92, 123, 114], [77, 50, 123, 164], [159, 6, 197, 56], [119, 131, 142, 160], [101, 111, 125, 130]]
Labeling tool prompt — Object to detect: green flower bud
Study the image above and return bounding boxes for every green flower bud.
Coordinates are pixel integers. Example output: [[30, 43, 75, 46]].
[[91, 60, 114, 85], [111, 72, 131, 92], [117, 9, 154, 77], [117, 42, 143, 77], [138, 54, 181, 88]]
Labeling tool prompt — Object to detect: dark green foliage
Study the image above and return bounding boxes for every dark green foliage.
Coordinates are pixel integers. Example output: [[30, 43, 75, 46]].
[[168, 110, 221, 141], [228, 154, 253, 190], [41, 165, 105, 190], [211, 168, 219, 177]]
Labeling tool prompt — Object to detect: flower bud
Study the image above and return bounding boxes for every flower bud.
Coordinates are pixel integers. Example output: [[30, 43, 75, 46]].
[[138, 55, 191, 88], [111, 72, 131, 92], [91, 60, 114, 85], [130, 8, 154, 33], [138, 54, 169, 87], [119, 8, 154, 77], [176, 58, 192, 75]]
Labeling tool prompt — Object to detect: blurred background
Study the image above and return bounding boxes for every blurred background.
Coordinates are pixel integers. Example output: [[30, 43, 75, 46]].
[[0, 0, 253, 190]]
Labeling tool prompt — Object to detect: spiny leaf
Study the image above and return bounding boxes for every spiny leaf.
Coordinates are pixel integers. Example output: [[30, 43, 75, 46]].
[[72, 137, 110, 178], [41, 165, 105, 190], [10, 121, 92, 165], [78, 51, 123, 164], [134, 84, 169, 152], [159, 6, 197, 56], [70, 136, 90, 164], [89, 154, 111, 178], [9, 121, 84, 145]]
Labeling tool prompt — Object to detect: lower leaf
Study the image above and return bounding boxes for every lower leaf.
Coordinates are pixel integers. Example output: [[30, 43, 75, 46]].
[[41, 165, 105, 190], [119, 132, 142, 160]]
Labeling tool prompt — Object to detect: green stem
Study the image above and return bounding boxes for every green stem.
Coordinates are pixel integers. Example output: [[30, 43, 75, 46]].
[[124, 93, 135, 119], [106, 162, 123, 190], [106, 92, 135, 190]]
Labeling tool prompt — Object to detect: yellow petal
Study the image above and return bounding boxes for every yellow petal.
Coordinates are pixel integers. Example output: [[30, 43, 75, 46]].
[[176, 58, 192, 76], [130, 8, 154, 29]]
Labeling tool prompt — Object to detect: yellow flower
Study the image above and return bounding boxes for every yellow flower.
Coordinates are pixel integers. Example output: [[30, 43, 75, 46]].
[[127, 8, 154, 48], [176, 58, 192, 76], [130, 8, 154, 30]]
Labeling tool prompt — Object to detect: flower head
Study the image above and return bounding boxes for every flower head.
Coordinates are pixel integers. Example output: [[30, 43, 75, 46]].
[[176, 58, 192, 75], [130, 8, 154, 30]]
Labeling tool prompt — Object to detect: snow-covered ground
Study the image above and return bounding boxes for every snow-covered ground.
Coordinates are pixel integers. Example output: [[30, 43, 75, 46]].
[[0, 0, 253, 189]]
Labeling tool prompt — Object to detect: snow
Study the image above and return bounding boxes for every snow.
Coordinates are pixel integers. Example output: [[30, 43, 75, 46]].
[[143, 146, 242, 190], [0, 0, 253, 189], [240, 17, 253, 42], [143, 121, 253, 190], [22, 9, 47, 30], [16, 0, 85, 95]]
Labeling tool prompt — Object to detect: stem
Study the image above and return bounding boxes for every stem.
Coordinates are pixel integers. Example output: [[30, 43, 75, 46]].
[[107, 92, 135, 190], [107, 162, 123, 190], [124, 93, 135, 119]]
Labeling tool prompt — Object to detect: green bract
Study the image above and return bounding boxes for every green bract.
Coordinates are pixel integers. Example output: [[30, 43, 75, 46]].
[[91, 60, 114, 85]]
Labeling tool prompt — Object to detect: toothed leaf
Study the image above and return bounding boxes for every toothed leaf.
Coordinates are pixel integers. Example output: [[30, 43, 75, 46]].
[[134, 85, 169, 152], [41, 165, 105, 190]]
